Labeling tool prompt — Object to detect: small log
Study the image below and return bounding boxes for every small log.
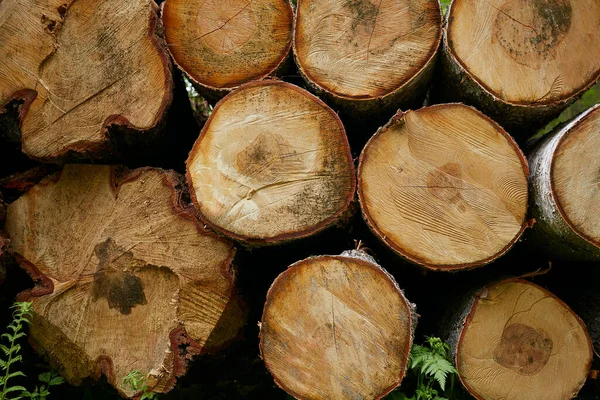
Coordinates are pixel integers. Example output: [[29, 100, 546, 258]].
[[5, 165, 245, 397], [528, 104, 600, 261], [358, 104, 529, 270], [0, 0, 172, 162], [447, 278, 592, 400], [162, 0, 293, 102], [438, 0, 600, 134], [186, 80, 355, 245], [259, 251, 416, 400], [293, 0, 441, 120]]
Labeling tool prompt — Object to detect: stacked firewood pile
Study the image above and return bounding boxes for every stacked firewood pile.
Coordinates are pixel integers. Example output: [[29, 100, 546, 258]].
[[1, 0, 600, 399]]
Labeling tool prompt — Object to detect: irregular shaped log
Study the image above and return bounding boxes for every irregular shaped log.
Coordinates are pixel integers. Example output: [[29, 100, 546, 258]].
[[186, 80, 355, 244], [447, 279, 592, 400], [260, 251, 416, 400], [294, 0, 441, 119], [528, 104, 600, 261], [5, 165, 245, 397], [162, 0, 293, 101], [358, 104, 529, 270], [0, 0, 172, 161], [439, 0, 600, 133]]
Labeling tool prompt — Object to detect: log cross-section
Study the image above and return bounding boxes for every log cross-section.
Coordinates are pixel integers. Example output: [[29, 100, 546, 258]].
[[186, 80, 356, 244], [358, 104, 529, 270], [260, 251, 416, 400], [0, 0, 172, 161], [293, 0, 442, 117], [5, 165, 245, 397], [450, 279, 592, 400], [440, 0, 600, 132]]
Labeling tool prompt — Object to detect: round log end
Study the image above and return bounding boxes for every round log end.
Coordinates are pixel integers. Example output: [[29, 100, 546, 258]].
[[0, 0, 172, 161], [294, 0, 441, 108], [162, 0, 293, 92], [447, 0, 600, 107], [551, 104, 600, 249], [5, 165, 243, 397], [186, 80, 356, 244], [456, 279, 592, 400], [260, 254, 414, 400], [358, 104, 529, 270]]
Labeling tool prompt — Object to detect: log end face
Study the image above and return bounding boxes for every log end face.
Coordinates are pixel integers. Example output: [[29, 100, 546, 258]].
[[186, 81, 355, 244], [162, 0, 293, 90], [358, 104, 528, 270], [457, 280, 592, 400], [260, 255, 414, 399]]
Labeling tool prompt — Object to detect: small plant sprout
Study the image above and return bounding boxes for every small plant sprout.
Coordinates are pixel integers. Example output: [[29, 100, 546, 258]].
[[122, 370, 159, 400], [0, 302, 33, 400]]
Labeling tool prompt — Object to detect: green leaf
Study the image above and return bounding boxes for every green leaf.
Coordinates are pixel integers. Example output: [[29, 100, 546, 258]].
[[38, 373, 51, 383], [48, 376, 64, 386], [8, 371, 26, 380], [3, 385, 28, 393]]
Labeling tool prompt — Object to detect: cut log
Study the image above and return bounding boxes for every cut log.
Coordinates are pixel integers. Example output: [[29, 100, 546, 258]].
[[186, 80, 355, 244], [162, 0, 293, 101], [293, 0, 441, 119], [528, 104, 600, 261], [0, 0, 172, 162], [447, 278, 592, 400], [5, 165, 245, 397], [358, 104, 529, 270], [259, 251, 416, 400], [439, 0, 600, 134]]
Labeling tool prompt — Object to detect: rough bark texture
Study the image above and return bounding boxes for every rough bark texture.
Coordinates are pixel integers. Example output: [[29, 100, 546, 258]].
[[162, 0, 293, 103], [528, 104, 600, 261], [446, 278, 592, 400], [437, 0, 600, 135], [293, 0, 442, 122], [186, 79, 356, 245], [0, 0, 173, 162], [5, 165, 246, 397], [358, 104, 529, 271], [259, 251, 416, 400]]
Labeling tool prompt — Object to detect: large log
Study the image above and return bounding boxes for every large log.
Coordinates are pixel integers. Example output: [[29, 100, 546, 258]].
[[446, 278, 592, 400], [358, 104, 529, 271], [438, 0, 600, 134], [5, 165, 245, 397], [0, 0, 172, 162], [259, 251, 416, 400], [162, 0, 293, 102], [186, 79, 355, 245], [528, 104, 600, 261], [293, 0, 442, 121]]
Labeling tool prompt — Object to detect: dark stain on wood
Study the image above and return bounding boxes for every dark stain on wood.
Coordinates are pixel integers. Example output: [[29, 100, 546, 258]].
[[493, 0, 571, 68], [493, 323, 553, 375], [91, 238, 147, 315], [427, 162, 463, 203]]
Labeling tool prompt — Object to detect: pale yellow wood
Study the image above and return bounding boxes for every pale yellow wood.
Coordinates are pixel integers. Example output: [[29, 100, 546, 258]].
[[552, 106, 600, 247], [260, 255, 413, 400], [458, 280, 592, 400], [186, 81, 355, 242], [294, 0, 441, 99], [0, 0, 169, 159], [449, 0, 600, 104], [163, 0, 292, 89], [359, 104, 528, 268], [5, 165, 238, 397]]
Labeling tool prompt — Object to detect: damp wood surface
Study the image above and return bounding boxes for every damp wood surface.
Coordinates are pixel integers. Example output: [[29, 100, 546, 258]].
[[358, 104, 528, 270], [4, 165, 244, 397], [293, 0, 441, 105], [447, 0, 600, 105], [0, 0, 171, 161], [186, 80, 355, 244], [455, 279, 592, 400], [259, 254, 414, 400], [162, 0, 292, 93], [528, 103, 600, 260]]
